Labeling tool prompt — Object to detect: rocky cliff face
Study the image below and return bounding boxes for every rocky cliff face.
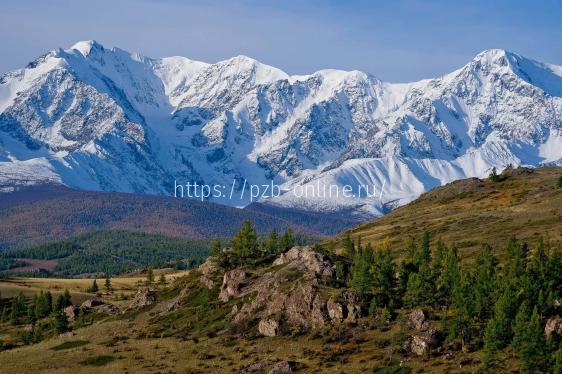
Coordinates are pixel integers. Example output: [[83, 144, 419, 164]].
[[1, 42, 561, 216]]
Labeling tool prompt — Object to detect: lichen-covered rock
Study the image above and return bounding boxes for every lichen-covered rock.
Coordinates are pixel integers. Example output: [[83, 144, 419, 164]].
[[64, 305, 80, 322], [408, 309, 428, 331], [229, 247, 361, 336], [273, 246, 335, 277], [327, 290, 361, 324], [240, 360, 271, 374], [198, 256, 219, 289], [127, 287, 156, 310], [80, 299, 105, 309], [268, 361, 295, 374], [258, 318, 279, 337], [545, 317, 562, 338], [409, 329, 439, 356], [219, 269, 247, 302]]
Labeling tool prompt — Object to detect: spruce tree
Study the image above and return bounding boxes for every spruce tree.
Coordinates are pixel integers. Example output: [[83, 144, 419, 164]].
[[104, 275, 112, 291], [371, 246, 397, 309], [343, 232, 355, 258], [232, 220, 259, 258], [10, 292, 27, 325], [447, 271, 475, 347], [278, 228, 294, 251], [437, 245, 461, 305], [517, 307, 547, 373], [158, 273, 166, 286], [350, 243, 374, 300], [210, 238, 222, 256], [264, 229, 278, 254], [472, 245, 497, 320], [50, 310, 68, 333], [146, 268, 155, 285]]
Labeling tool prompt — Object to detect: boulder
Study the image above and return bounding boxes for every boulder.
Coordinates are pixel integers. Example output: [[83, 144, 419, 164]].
[[409, 329, 439, 356], [240, 360, 271, 374], [64, 305, 80, 322], [268, 361, 295, 374], [80, 299, 105, 309], [258, 318, 280, 337], [127, 287, 156, 310], [545, 317, 562, 339], [218, 269, 247, 302], [408, 309, 428, 331]]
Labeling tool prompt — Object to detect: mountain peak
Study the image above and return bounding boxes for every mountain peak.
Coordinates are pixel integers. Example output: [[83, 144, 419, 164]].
[[70, 40, 105, 56]]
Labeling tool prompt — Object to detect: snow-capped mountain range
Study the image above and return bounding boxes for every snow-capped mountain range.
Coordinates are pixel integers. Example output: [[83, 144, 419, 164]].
[[1, 41, 561, 217]]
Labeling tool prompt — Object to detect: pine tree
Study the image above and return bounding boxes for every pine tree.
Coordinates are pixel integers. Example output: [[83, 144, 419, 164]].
[[557, 175, 562, 188], [56, 290, 71, 311], [517, 306, 547, 373], [489, 167, 499, 181], [146, 268, 154, 285], [104, 275, 112, 291], [87, 279, 99, 293], [447, 271, 475, 347], [278, 228, 294, 251], [404, 273, 423, 308], [210, 238, 222, 256], [10, 292, 27, 325], [371, 246, 397, 309], [512, 301, 531, 352], [34, 291, 53, 319], [472, 245, 497, 320], [553, 347, 562, 374], [264, 229, 278, 254], [483, 285, 519, 354], [350, 243, 374, 299], [437, 245, 461, 305], [343, 232, 355, 258], [50, 310, 68, 333], [76, 308, 87, 328], [232, 220, 259, 258], [158, 273, 166, 286]]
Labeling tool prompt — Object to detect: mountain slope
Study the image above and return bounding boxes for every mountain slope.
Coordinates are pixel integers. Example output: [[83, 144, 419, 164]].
[[336, 166, 562, 257], [1, 42, 561, 217], [0, 185, 335, 250]]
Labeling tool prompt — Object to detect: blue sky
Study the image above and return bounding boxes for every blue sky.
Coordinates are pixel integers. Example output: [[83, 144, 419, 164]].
[[1, 0, 561, 82]]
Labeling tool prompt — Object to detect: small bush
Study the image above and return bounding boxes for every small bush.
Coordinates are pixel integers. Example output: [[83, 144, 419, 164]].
[[80, 355, 115, 366]]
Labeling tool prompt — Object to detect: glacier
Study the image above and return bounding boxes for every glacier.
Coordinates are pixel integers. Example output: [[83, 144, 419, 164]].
[[0, 41, 561, 218]]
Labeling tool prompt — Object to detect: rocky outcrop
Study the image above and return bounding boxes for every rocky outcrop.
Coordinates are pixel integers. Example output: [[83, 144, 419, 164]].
[[198, 257, 219, 289], [228, 246, 361, 337], [404, 309, 440, 356], [219, 269, 247, 302], [127, 288, 156, 310], [273, 246, 335, 277], [545, 317, 562, 339], [327, 290, 361, 324]]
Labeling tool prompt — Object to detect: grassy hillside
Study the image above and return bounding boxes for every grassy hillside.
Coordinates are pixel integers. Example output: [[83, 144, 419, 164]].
[[0, 185, 335, 250], [334, 166, 562, 259]]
